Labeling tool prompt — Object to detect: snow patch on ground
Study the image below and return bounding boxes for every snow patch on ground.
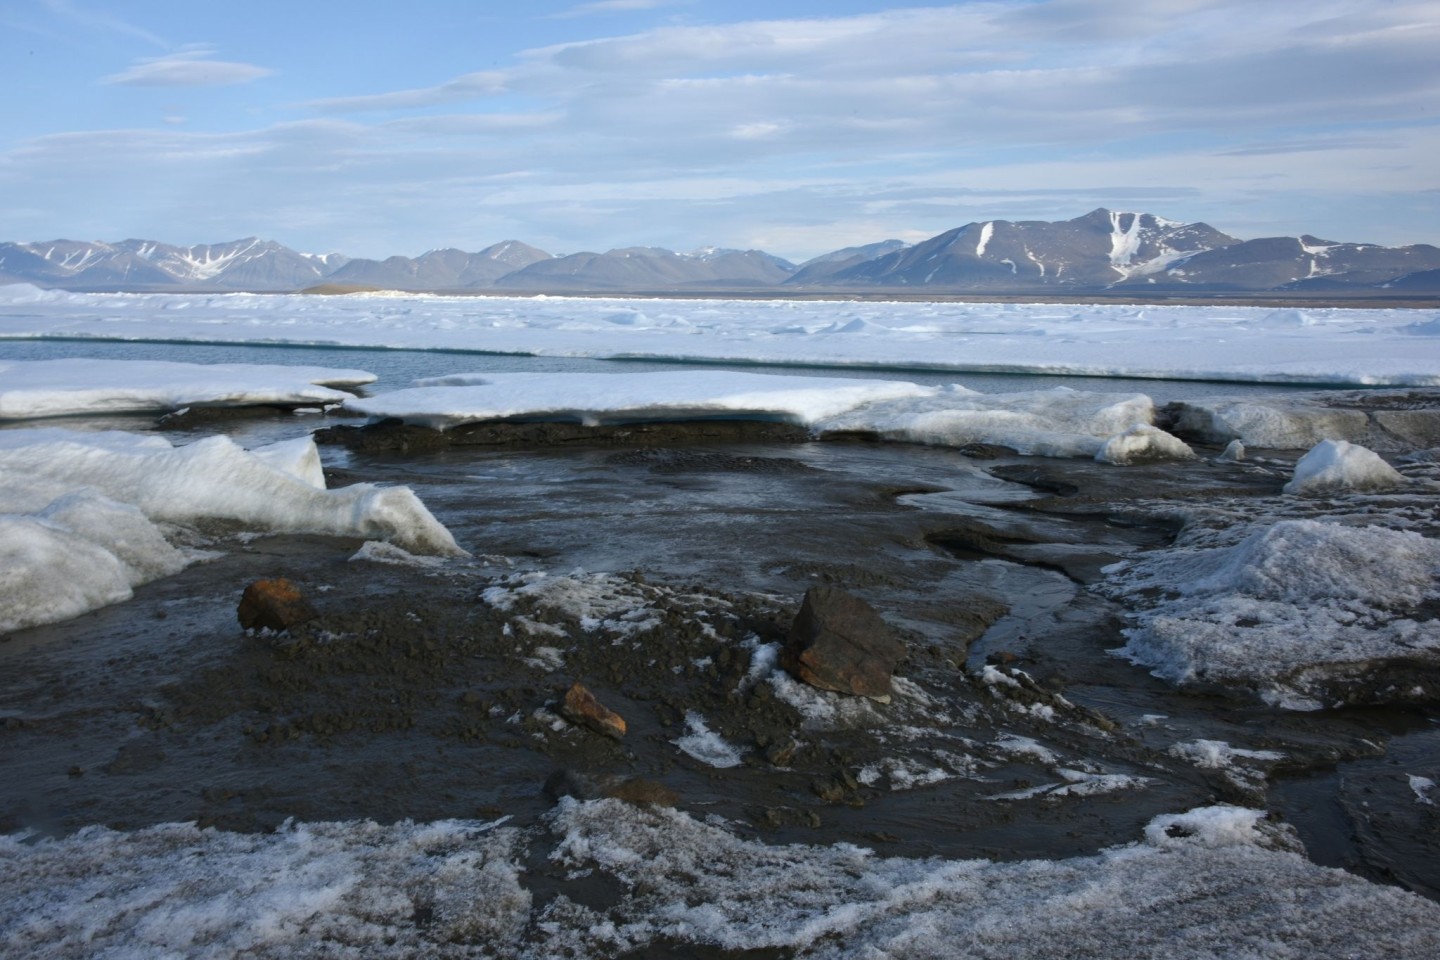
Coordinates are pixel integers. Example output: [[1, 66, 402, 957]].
[[1102, 517, 1440, 707], [673, 712, 745, 768]]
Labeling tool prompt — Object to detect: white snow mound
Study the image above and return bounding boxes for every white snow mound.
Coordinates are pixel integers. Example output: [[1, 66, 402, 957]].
[[0, 429, 463, 632], [1284, 439, 1405, 495], [1096, 423, 1195, 464]]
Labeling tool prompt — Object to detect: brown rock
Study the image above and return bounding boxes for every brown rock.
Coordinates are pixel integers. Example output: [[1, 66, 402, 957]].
[[238, 578, 319, 632], [606, 778, 679, 807], [559, 682, 627, 739], [780, 586, 905, 699]]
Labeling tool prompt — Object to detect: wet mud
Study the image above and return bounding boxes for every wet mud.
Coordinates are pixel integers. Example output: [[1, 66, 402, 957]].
[[2, 420, 1437, 908]]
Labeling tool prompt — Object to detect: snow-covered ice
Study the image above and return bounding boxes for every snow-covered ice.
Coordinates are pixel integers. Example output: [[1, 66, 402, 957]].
[[5, 800, 1438, 958], [346, 370, 933, 430], [2, 287, 1437, 386], [1095, 422, 1195, 465], [1103, 517, 1440, 708], [0, 430, 462, 632], [1284, 439, 1406, 495], [0, 357, 374, 419], [351, 371, 1186, 461]]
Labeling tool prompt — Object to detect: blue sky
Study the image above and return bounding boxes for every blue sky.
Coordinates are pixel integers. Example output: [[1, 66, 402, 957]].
[[2, 0, 1438, 261]]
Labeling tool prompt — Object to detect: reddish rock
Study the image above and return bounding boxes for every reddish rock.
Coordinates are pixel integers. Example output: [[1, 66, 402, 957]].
[[238, 578, 319, 632], [559, 682, 627, 739], [780, 586, 905, 699]]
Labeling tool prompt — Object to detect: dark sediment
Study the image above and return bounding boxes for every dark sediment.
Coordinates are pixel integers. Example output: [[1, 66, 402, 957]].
[[2, 423, 1437, 907]]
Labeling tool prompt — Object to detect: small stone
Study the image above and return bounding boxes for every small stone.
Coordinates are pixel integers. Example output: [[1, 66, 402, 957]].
[[780, 586, 905, 699], [764, 737, 799, 767], [606, 778, 679, 807], [238, 578, 318, 632], [558, 682, 627, 739]]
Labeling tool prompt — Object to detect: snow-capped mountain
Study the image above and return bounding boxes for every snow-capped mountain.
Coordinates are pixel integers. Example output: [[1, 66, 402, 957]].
[[798, 210, 1239, 289], [0, 238, 349, 291], [1, 212, 1435, 295], [1151, 235, 1440, 291]]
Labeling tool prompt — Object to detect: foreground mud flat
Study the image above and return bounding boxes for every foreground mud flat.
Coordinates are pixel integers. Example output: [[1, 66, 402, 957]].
[[3, 395, 1440, 956]]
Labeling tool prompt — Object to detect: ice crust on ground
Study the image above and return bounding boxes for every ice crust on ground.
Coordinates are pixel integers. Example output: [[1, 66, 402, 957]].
[[2, 288, 1438, 386], [1284, 439, 1406, 495], [1103, 516, 1440, 707], [673, 712, 745, 768], [0, 358, 374, 419], [0, 429, 462, 633], [6, 801, 1439, 958]]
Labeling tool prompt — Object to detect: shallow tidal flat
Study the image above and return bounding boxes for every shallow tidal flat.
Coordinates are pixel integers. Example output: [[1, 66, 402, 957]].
[[3, 380, 1440, 956]]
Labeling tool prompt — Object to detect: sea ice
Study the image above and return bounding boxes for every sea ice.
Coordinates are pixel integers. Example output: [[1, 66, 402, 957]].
[[345, 370, 933, 430], [1104, 517, 1440, 707], [0, 357, 374, 419], [1283, 439, 1405, 495], [8, 800, 1438, 957], [0, 429, 462, 632], [3, 288, 1437, 386], [1094, 423, 1195, 464]]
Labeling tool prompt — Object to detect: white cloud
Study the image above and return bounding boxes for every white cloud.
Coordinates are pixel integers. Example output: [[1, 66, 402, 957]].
[[303, 71, 508, 113], [102, 46, 273, 87], [8, 1, 1440, 259], [552, 0, 684, 18]]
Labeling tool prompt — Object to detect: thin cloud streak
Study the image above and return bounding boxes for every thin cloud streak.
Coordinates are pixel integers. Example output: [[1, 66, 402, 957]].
[[101, 47, 274, 87], [41, 0, 166, 48]]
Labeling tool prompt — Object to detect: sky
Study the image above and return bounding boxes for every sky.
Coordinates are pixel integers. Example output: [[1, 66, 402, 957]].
[[2, 0, 1438, 263]]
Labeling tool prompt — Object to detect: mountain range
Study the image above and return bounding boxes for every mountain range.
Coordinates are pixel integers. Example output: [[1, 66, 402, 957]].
[[3, 209, 1437, 297]]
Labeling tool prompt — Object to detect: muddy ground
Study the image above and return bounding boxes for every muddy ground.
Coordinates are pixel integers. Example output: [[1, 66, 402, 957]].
[[2, 417, 1437, 908]]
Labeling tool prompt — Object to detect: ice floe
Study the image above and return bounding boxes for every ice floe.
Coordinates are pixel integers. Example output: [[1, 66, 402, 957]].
[[0, 357, 374, 419], [0, 430, 462, 633]]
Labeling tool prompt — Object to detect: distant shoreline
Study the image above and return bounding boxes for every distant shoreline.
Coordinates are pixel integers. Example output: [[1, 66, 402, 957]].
[[295, 283, 1440, 310]]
